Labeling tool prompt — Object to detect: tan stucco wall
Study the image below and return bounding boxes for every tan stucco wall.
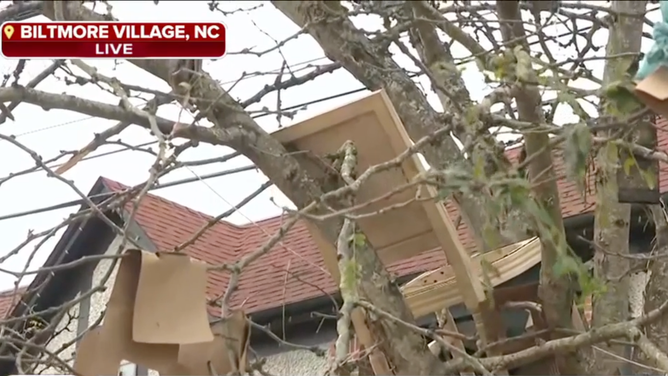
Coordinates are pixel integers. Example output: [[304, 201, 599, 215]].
[[33, 292, 80, 374], [263, 349, 327, 375]]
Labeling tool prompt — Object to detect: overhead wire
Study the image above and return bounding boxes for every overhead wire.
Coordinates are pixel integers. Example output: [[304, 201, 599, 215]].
[[183, 166, 331, 276], [1, 82, 371, 183], [0, 164, 257, 222], [1, 54, 347, 180], [13, 116, 96, 137], [9, 55, 331, 138], [0, 77, 377, 222]]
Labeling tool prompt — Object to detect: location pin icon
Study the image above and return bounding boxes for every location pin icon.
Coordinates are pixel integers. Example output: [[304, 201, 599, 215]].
[[4, 25, 14, 40]]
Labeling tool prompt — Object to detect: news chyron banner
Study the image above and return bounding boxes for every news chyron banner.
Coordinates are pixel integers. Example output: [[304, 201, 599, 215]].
[[0, 21, 226, 59]]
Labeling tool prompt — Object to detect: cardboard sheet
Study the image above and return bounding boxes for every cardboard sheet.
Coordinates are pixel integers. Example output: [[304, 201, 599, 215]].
[[175, 312, 251, 375], [133, 251, 211, 344], [73, 249, 250, 376], [635, 65, 668, 119]]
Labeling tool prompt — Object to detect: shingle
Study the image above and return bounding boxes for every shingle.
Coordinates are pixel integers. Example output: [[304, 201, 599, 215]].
[[0, 287, 26, 318]]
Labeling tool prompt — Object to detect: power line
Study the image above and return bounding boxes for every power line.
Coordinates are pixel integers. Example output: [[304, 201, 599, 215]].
[[0, 84, 374, 221], [0, 165, 257, 222], [0, 141, 157, 183], [3, 82, 369, 183], [9, 56, 332, 138], [13, 116, 95, 137], [1, 50, 416, 220]]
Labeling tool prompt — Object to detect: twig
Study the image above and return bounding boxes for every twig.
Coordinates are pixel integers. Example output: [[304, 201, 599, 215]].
[[629, 327, 668, 372]]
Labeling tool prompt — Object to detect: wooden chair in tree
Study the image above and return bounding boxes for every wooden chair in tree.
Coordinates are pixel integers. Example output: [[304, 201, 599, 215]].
[[431, 307, 475, 376], [401, 237, 541, 318], [401, 239, 593, 375], [272, 90, 505, 374], [402, 238, 544, 374]]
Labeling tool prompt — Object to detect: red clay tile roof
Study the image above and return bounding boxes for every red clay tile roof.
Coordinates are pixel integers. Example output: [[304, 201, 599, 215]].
[[4, 121, 668, 318], [0, 287, 26, 318]]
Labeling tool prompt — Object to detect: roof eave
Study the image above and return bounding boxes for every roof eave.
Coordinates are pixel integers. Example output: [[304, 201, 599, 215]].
[[5, 177, 114, 320]]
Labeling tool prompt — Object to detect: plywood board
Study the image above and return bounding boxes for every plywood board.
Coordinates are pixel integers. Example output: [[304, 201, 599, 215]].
[[73, 250, 250, 376], [272, 91, 439, 266]]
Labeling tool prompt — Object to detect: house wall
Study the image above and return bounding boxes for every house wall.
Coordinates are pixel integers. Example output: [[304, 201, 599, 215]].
[[35, 234, 126, 375], [34, 292, 81, 374], [253, 324, 334, 375], [262, 347, 329, 375], [628, 240, 651, 321]]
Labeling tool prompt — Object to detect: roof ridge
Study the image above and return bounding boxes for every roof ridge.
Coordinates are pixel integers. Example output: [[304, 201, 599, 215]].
[[99, 177, 245, 231], [238, 212, 286, 228]]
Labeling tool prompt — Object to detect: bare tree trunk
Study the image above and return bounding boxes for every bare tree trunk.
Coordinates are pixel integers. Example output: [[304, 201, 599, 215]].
[[405, 1, 530, 251], [495, 2, 584, 374], [589, 1, 646, 373], [643, 204, 668, 370]]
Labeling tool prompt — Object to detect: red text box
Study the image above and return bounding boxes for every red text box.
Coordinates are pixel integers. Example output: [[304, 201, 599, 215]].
[[1, 22, 226, 59]]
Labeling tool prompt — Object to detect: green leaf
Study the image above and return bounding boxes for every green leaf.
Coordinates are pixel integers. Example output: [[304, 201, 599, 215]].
[[602, 80, 644, 115], [525, 200, 556, 233], [553, 255, 580, 277], [352, 233, 366, 248], [640, 169, 657, 190], [488, 53, 514, 80], [557, 92, 590, 120], [482, 225, 502, 250], [563, 123, 592, 195], [623, 157, 635, 176], [437, 188, 451, 201], [508, 182, 531, 207]]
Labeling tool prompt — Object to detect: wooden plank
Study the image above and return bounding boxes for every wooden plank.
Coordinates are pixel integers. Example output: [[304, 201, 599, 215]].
[[437, 309, 475, 376], [402, 238, 541, 319]]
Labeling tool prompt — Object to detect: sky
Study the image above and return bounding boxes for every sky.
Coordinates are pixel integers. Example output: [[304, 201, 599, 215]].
[[0, 1, 660, 289]]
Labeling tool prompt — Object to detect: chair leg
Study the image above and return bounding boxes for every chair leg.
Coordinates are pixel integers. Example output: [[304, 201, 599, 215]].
[[432, 308, 475, 376]]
